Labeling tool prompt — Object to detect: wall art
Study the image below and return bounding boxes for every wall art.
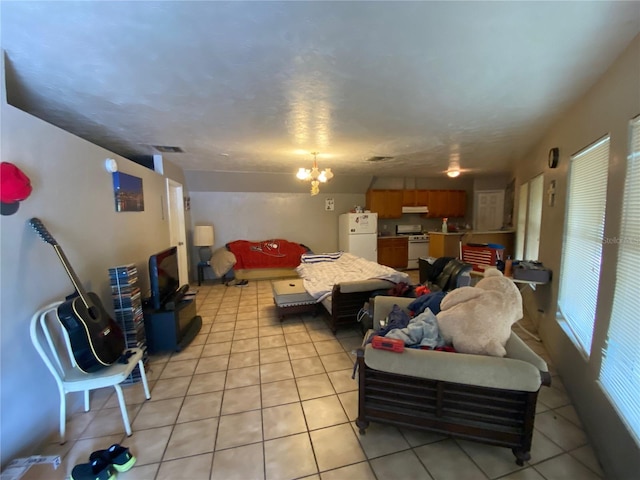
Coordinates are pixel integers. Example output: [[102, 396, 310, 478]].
[[112, 172, 144, 212]]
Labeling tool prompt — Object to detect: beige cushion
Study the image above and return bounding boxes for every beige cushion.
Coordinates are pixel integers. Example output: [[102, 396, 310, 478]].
[[364, 344, 543, 392], [210, 248, 237, 277]]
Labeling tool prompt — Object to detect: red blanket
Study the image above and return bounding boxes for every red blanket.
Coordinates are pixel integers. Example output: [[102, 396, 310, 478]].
[[226, 239, 308, 269]]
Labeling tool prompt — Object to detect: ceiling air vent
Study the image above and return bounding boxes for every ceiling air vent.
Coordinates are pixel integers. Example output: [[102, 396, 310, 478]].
[[366, 156, 394, 162], [153, 145, 184, 153]]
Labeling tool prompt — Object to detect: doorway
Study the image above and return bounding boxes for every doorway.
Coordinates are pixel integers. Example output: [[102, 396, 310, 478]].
[[475, 190, 505, 231], [166, 179, 189, 286]]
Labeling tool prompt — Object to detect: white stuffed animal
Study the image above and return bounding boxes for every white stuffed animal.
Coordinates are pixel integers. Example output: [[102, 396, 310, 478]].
[[436, 268, 523, 357]]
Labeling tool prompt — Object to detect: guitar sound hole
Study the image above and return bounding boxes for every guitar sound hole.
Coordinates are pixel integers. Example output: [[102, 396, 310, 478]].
[[88, 306, 99, 321]]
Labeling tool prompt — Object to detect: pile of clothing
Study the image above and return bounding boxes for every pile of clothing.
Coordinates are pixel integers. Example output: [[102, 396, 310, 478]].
[[366, 292, 455, 351]]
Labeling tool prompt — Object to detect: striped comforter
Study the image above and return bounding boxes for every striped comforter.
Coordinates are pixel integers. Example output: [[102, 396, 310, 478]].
[[296, 252, 410, 302]]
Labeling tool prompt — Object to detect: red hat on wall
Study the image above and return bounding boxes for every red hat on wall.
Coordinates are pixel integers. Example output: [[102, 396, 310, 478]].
[[1, 162, 33, 216]]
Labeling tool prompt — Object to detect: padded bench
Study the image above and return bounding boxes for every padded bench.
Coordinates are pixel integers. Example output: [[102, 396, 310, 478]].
[[272, 279, 319, 319]]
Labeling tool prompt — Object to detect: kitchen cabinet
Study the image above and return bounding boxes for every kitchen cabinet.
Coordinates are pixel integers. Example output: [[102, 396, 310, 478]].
[[402, 189, 429, 206], [416, 190, 429, 206], [366, 190, 403, 218], [377, 237, 408, 269], [369, 189, 466, 219], [426, 190, 466, 218], [427, 191, 446, 218], [446, 190, 466, 218], [429, 232, 464, 258], [402, 189, 416, 206]]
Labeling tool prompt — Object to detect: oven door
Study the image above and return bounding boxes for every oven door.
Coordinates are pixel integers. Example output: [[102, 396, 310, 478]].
[[407, 239, 429, 269]]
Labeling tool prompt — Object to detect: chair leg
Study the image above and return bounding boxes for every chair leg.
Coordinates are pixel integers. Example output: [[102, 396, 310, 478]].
[[138, 359, 151, 400], [512, 448, 531, 466], [356, 418, 370, 434], [59, 388, 67, 444], [84, 390, 90, 412], [113, 385, 132, 436]]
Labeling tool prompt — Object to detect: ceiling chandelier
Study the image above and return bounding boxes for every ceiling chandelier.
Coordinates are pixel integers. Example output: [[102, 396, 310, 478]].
[[296, 152, 334, 195]]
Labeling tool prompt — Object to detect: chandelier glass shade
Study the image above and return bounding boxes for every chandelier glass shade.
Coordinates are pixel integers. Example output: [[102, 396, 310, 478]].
[[296, 152, 333, 195]]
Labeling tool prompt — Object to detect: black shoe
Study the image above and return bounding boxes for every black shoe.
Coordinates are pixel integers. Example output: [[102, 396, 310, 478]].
[[89, 444, 136, 472], [71, 457, 116, 480]]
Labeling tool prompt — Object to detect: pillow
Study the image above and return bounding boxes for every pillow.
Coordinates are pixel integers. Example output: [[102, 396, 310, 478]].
[[210, 248, 237, 277], [300, 252, 343, 264]]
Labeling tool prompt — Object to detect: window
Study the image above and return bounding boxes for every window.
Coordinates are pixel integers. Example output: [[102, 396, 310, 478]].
[[600, 117, 640, 444], [557, 136, 610, 356]]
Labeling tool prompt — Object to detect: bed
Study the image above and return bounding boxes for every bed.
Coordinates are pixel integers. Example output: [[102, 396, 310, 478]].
[[209, 244, 411, 333], [296, 252, 411, 332]]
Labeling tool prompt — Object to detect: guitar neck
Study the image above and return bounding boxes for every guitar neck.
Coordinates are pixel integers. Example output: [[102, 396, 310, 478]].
[[53, 244, 92, 309]]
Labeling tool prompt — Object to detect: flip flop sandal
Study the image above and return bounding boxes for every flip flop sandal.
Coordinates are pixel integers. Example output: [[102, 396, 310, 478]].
[[71, 457, 116, 480], [89, 444, 136, 472]]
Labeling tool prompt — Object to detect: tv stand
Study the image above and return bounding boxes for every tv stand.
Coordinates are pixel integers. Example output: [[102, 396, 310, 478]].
[[143, 298, 201, 353]]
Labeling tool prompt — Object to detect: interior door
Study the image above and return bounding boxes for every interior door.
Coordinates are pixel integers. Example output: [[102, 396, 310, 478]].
[[475, 190, 505, 231], [166, 179, 189, 286]]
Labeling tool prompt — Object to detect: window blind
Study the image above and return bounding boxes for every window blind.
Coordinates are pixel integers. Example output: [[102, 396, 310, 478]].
[[557, 136, 610, 356], [515, 182, 528, 260], [600, 117, 640, 444]]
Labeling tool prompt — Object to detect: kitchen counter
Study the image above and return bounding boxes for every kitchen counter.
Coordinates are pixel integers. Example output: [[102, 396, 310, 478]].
[[429, 230, 515, 258], [428, 230, 515, 236]]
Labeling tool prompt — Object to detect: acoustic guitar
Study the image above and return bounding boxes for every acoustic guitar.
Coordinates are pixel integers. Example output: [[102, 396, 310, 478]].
[[29, 218, 125, 372]]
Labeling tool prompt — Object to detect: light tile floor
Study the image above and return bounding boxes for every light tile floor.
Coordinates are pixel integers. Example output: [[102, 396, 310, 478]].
[[41, 275, 606, 480]]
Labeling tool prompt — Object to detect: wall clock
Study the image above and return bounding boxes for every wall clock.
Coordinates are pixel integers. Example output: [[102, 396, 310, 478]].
[[548, 148, 559, 169]]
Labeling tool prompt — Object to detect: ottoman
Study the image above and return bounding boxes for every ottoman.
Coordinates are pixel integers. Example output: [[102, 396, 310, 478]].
[[272, 279, 319, 319]]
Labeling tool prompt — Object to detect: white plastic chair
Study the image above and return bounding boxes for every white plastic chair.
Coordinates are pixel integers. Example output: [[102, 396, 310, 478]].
[[30, 302, 151, 443]]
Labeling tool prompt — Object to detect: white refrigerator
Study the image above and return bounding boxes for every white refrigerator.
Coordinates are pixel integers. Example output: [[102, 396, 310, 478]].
[[338, 213, 378, 261]]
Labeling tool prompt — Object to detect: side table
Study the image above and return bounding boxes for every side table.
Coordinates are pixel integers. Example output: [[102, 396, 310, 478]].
[[197, 262, 210, 286], [197, 262, 230, 285]]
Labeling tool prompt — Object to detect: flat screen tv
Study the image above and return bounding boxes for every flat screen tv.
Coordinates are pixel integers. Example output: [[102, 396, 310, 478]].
[[149, 246, 181, 310]]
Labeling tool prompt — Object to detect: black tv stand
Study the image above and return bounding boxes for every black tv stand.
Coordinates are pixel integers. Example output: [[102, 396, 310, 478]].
[[143, 298, 201, 353], [163, 284, 190, 311]]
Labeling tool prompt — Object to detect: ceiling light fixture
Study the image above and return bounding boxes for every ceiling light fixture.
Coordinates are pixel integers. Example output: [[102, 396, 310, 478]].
[[296, 152, 333, 196], [447, 147, 461, 178]]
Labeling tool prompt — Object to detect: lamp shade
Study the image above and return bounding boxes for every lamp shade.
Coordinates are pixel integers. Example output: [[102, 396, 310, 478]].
[[194, 225, 214, 246]]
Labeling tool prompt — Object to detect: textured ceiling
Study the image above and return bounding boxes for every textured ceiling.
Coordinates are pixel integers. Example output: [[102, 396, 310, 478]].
[[2, 1, 639, 178]]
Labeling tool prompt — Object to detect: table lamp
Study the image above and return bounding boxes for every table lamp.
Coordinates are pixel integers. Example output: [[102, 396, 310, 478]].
[[194, 225, 215, 263]]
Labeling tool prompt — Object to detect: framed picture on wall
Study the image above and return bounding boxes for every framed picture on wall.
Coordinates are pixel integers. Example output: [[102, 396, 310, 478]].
[[112, 172, 144, 212]]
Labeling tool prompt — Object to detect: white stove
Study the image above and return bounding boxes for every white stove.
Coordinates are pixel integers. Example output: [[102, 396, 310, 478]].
[[405, 234, 430, 241], [396, 225, 430, 268], [396, 224, 423, 235]]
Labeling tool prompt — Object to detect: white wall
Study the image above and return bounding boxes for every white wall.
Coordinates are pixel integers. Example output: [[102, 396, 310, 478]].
[[514, 34, 640, 479], [188, 191, 365, 278], [0, 71, 187, 466]]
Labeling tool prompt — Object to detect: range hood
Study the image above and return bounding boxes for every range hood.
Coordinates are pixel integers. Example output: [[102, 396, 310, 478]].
[[402, 206, 429, 214]]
